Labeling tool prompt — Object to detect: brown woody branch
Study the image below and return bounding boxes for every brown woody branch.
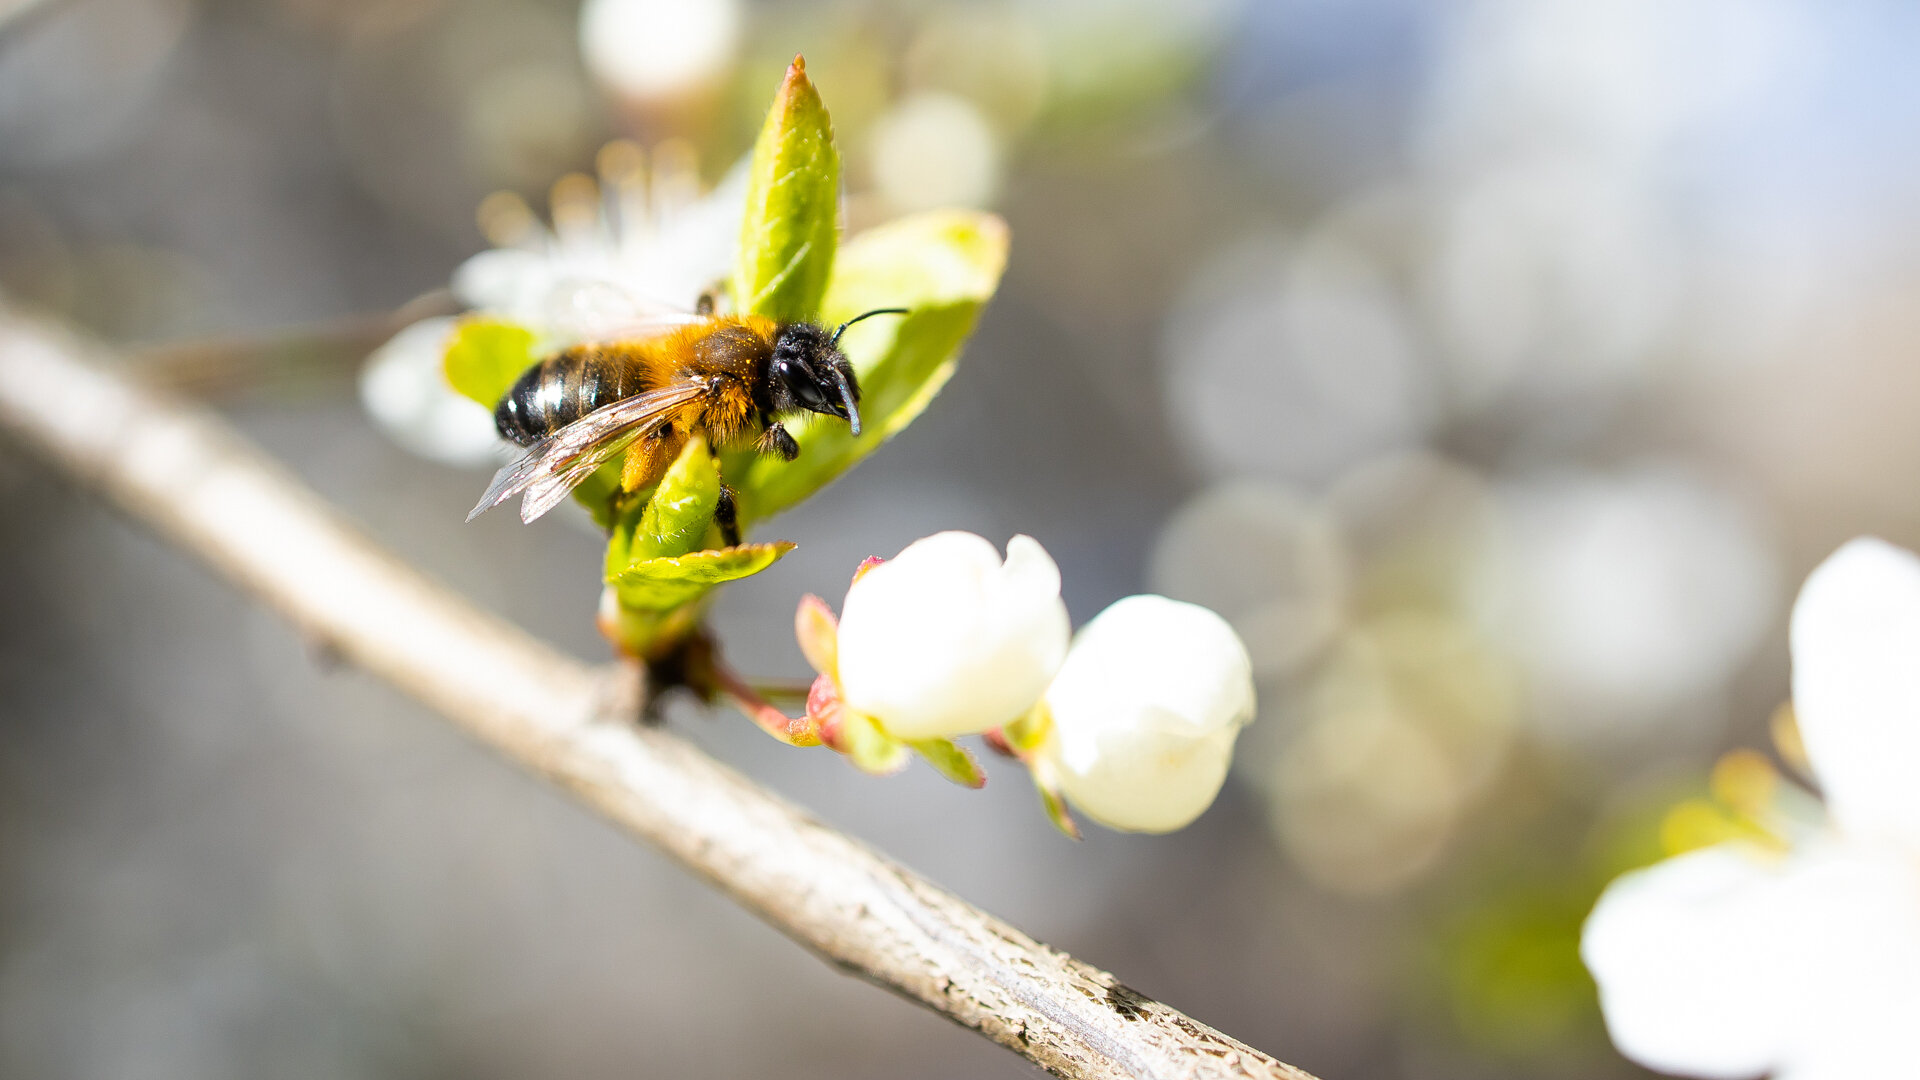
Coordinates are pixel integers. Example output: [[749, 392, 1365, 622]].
[[0, 312, 1320, 1080]]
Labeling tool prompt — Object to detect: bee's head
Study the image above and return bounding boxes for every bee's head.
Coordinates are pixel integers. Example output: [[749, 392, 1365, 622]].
[[768, 308, 907, 437]]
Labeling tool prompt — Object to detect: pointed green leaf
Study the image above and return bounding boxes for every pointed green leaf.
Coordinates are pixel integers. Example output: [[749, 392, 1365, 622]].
[[606, 437, 721, 581], [1028, 755, 1081, 839], [733, 56, 840, 321], [607, 541, 796, 612], [822, 208, 1012, 320], [637, 436, 721, 555], [444, 318, 536, 409], [1039, 782, 1082, 840], [728, 210, 1010, 524], [909, 738, 986, 788]]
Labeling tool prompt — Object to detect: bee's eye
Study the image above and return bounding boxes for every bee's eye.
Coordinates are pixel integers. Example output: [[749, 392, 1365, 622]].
[[777, 359, 828, 408], [792, 374, 828, 408]]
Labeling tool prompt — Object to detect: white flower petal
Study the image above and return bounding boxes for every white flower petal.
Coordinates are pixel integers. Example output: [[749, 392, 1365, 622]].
[[445, 153, 747, 349], [1584, 846, 1802, 1077], [1789, 538, 1920, 850], [1044, 595, 1255, 833], [1764, 841, 1920, 1080], [358, 318, 502, 467], [1775, 1014, 1920, 1080], [1584, 840, 1920, 1079], [835, 532, 1070, 740], [451, 248, 554, 315]]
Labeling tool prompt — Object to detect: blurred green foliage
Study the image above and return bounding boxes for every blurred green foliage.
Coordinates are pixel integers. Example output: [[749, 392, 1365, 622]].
[[443, 320, 535, 409]]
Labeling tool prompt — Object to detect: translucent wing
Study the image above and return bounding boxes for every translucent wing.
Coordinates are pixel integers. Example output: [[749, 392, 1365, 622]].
[[467, 380, 708, 524], [579, 310, 708, 341], [540, 279, 709, 343], [560, 312, 709, 348]]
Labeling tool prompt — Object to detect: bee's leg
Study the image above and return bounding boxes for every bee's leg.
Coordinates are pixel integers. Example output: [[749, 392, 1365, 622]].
[[714, 484, 741, 547], [622, 425, 680, 491], [757, 420, 800, 461]]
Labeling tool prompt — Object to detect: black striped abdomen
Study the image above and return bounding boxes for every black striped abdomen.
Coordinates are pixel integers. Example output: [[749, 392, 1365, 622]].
[[493, 346, 645, 446]]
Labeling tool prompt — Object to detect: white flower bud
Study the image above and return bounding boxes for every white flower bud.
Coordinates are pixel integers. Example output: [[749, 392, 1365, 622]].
[[835, 532, 1070, 741], [1042, 595, 1256, 833]]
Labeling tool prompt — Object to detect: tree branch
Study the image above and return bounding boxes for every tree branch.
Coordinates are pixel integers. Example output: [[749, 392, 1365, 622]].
[[0, 312, 1320, 1080], [128, 289, 458, 399]]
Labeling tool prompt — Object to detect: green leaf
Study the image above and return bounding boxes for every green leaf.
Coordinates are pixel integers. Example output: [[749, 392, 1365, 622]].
[[1027, 755, 1081, 839], [733, 56, 839, 322], [727, 210, 1010, 524], [444, 318, 536, 409], [607, 542, 796, 612], [1037, 779, 1081, 840], [606, 437, 721, 581], [637, 437, 722, 555], [571, 463, 629, 531], [822, 208, 1012, 320], [837, 711, 911, 775], [909, 738, 986, 788]]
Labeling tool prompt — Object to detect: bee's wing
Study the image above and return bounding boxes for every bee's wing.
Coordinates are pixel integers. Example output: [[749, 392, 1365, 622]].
[[542, 281, 708, 343], [466, 380, 708, 524], [583, 310, 708, 341]]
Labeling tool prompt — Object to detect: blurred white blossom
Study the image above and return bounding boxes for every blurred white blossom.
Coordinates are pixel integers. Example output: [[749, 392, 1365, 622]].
[[357, 317, 500, 467], [359, 142, 745, 463], [1582, 538, 1920, 1080], [1149, 480, 1348, 680], [1488, 467, 1780, 747], [1162, 232, 1434, 484], [1266, 612, 1519, 895], [451, 145, 746, 347], [835, 532, 1070, 742], [869, 91, 1003, 213], [1423, 0, 1811, 169], [578, 0, 741, 103], [1419, 159, 1680, 407], [1039, 595, 1255, 834]]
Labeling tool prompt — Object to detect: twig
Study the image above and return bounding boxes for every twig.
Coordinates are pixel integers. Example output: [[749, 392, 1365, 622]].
[[129, 289, 458, 399], [0, 311, 1321, 1080]]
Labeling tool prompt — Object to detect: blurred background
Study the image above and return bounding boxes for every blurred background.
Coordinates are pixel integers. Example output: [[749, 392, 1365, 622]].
[[5, 0, 1920, 1076]]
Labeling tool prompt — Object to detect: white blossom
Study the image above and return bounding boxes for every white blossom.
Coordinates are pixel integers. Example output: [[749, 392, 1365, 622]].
[[450, 153, 746, 347], [357, 316, 500, 467], [834, 532, 1070, 741], [1041, 594, 1256, 834], [1582, 537, 1920, 1080], [360, 145, 745, 462], [579, 0, 741, 104], [868, 92, 1002, 213]]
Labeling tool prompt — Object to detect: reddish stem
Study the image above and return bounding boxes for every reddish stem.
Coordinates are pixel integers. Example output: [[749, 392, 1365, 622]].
[[982, 727, 1018, 758], [712, 661, 821, 747]]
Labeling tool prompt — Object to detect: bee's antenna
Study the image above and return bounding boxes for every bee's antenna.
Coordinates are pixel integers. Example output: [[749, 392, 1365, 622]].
[[830, 367, 862, 436], [830, 307, 909, 346]]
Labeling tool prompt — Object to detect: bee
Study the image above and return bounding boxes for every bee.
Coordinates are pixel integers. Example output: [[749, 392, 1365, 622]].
[[466, 307, 906, 542]]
